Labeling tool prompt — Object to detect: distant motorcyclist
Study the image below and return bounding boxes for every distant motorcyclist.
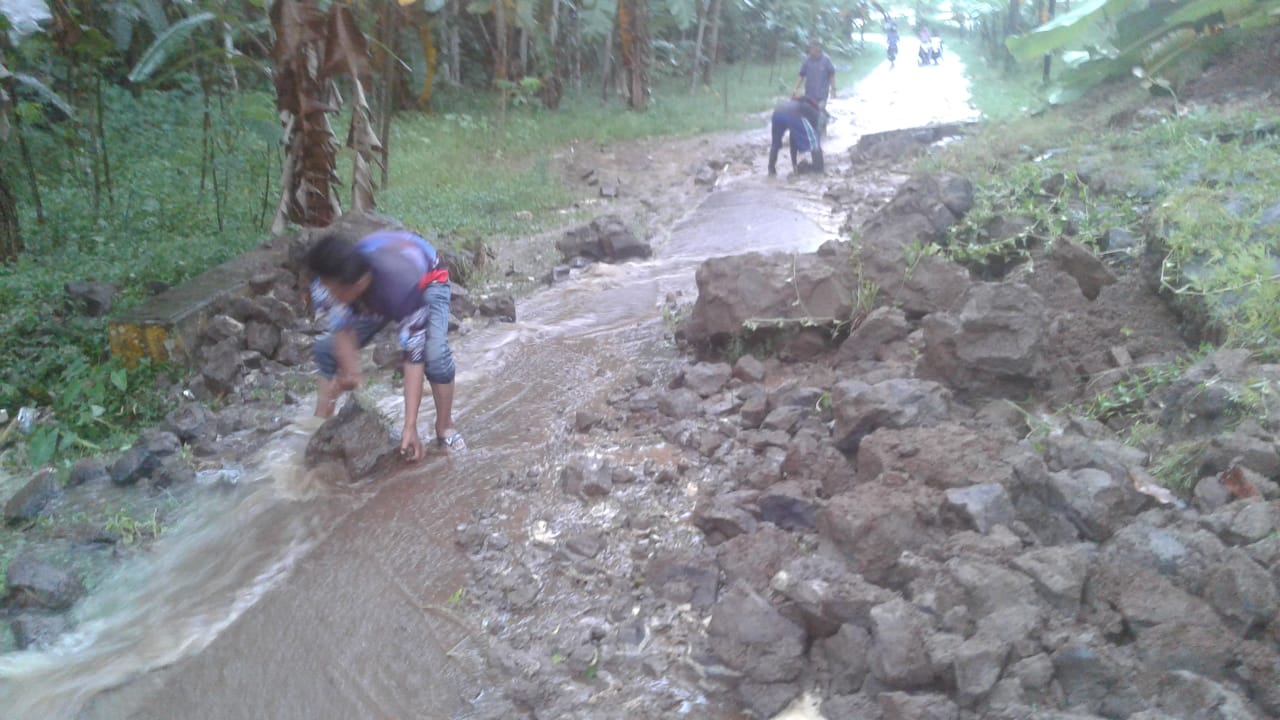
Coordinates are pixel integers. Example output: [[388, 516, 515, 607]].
[[886, 21, 900, 68], [768, 98, 823, 176]]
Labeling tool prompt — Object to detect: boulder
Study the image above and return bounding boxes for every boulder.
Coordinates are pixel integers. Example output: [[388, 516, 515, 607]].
[[67, 458, 110, 487], [684, 250, 857, 350], [831, 378, 952, 452], [1010, 544, 1095, 615], [560, 457, 614, 500], [645, 552, 719, 609], [770, 555, 894, 637], [820, 623, 872, 694], [4, 470, 60, 524], [868, 598, 936, 689], [64, 280, 119, 317], [693, 490, 759, 543], [478, 293, 517, 322], [1050, 238, 1118, 300], [943, 483, 1016, 534], [11, 612, 71, 650], [919, 282, 1051, 396], [110, 446, 161, 486], [245, 321, 281, 357], [707, 580, 807, 683], [1203, 549, 1278, 633], [1051, 640, 1144, 718], [716, 525, 803, 588], [682, 362, 732, 398], [836, 306, 913, 364], [303, 400, 397, 482], [557, 214, 652, 263], [5, 555, 85, 610], [1156, 670, 1264, 720], [879, 692, 959, 720], [162, 403, 215, 443], [857, 424, 1017, 489], [200, 337, 244, 395], [203, 314, 246, 345], [1046, 467, 1150, 541], [274, 329, 312, 366], [953, 634, 1010, 706], [732, 355, 767, 384], [819, 482, 942, 587]]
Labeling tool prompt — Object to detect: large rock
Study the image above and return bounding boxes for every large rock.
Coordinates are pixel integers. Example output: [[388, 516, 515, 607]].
[[919, 282, 1051, 396], [162, 403, 216, 443], [879, 692, 959, 720], [1203, 549, 1278, 633], [200, 337, 244, 395], [556, 214, 652, 263], [1046, 467, 1149, 541], [64, 280, 119, 317], [868, 598, 936, 688], [110, 446, 161, 486], [857, 424, 1018, 489], [1050, 237, 1118, 300], [4, 470, 60, 524], [682, 362, 733, 398], [5, 555, 85, 610], [645, 552, 719, 609], [716, 525, 803, 588], [274, 329, 311, 366], [831, 378, 952, 453], [836, 306, 913, 364], [1051, 640, 1144, 718], [770, 555, 894, 637], [303, 400, 397, 482], [953, 633, 1010, 706], [820, 623, 872, 694], [684, 250, 857, 350], [943, 483, 1016, 533], [1156, 670, 1264, 720], [818, 482, 942, 587], [11, 612, 71, 650], [1011, 544, 1095, 615], [707, 580, 806, 683]]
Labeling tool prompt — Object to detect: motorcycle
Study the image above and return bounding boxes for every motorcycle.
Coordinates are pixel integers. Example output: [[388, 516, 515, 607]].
[[918, 37, 943, 66]]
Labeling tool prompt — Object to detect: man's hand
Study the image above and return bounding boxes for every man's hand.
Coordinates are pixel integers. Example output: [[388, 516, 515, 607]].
[[400, 423, 424, 461]]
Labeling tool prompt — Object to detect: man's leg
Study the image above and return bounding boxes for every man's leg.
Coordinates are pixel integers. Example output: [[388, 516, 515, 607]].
[[768, 114, 786, 175], [421, 283, 460, 443]]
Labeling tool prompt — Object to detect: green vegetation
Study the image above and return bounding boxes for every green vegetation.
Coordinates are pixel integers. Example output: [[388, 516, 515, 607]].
[[950, 38, 1046, 121], [104, 506, 165, 545]]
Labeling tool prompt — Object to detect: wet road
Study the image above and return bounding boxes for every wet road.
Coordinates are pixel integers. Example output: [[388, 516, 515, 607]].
[[0, 42, 977, 720]]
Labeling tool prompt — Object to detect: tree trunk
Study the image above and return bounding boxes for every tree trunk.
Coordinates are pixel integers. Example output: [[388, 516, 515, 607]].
[[13, 107, 44, 225], [495, 0, 509, 83], [601, 20, 615, 104], [617, 0, 650, 110], [447, 0, 462, 85], [690, 0, 709, 93], [1042, 0, 1056, 83], [701, 0, 722, 86], [0, 161, 21, 262]]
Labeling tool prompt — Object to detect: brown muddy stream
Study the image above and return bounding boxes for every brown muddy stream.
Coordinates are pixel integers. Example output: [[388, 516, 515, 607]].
[[1, 48, 977, 719]]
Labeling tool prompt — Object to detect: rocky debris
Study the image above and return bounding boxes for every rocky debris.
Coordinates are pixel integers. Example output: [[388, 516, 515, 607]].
[[303, 400, 397, 483], [680, 361, 732, 397], [274, 329, 311, 366], [5, 555, 86, 610], [694, 164, 719, 187], [557, 214, 652, 263], [683, 249, 858, 352], [819, 482, 943, 587], [943, 483, 1016, 534], [920, 281, 1051, 397], [1045, 467, 1150, 541], [836, 306, 914, 364], [560, 457, 614, 499], [64, 280, 119, 317]]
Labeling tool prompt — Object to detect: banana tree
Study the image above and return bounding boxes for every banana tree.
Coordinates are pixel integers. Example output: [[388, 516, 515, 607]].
[[1006, 0, 1280, 103], [270, 0, 382, 232]]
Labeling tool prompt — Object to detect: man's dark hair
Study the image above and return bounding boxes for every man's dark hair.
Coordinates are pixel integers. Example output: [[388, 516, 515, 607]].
[[307, 230, 371, 284]]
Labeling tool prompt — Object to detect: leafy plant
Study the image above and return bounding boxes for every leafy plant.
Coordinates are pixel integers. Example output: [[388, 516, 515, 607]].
[[104, 506, 164, 545]]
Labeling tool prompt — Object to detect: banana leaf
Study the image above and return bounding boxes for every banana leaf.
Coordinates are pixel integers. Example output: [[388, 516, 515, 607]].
[[128, 11, 217, 83]]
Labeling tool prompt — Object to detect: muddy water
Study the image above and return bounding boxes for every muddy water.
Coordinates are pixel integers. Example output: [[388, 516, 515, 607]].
[[1, 50, 978, 719]]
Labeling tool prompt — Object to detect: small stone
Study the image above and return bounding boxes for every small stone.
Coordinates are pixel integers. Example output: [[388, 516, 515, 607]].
[[574, 409, 603, 433]]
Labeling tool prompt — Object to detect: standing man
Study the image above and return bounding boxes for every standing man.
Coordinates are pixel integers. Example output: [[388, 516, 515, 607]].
[[792, 39, 836, 137], [307, 228, 464, 460], [768, 98, 823, 176]]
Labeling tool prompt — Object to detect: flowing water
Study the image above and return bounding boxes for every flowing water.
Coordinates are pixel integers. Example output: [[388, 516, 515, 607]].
[[0, 49, 977, 719]]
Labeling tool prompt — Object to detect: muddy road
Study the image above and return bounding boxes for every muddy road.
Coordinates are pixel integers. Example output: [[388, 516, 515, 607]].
[[1, 50, 981, 719]]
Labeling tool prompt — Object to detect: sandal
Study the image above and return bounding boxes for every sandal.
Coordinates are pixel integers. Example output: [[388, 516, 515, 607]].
[[437, 431, 467, 452]]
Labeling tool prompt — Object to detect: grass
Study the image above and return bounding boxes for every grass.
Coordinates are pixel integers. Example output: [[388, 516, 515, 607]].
[[949, 38, 1049, 122]]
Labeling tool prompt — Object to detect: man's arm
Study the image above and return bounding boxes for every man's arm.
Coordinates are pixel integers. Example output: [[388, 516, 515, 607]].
[[331, 328, 362, 389], [400, 361, 425, 460]]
